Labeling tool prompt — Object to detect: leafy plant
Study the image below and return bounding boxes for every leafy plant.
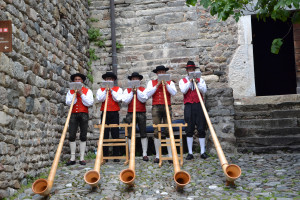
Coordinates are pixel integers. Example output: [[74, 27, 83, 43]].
[[186, 0, 300, 54]]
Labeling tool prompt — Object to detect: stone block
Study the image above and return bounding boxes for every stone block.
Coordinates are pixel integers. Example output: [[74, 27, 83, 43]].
[[155, 12, 184, 24], [166, 22, 198, 42]]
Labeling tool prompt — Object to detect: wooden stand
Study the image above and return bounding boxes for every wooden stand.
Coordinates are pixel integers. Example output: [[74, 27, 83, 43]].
[[94, 123, 132, 165], [153, 123, 187, 168]]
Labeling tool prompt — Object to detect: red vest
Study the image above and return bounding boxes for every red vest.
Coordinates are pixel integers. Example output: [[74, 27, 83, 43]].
[[70, 87, 89, 113], [100, 86, 120, 111], [152, 80, 171, 105], [127, 87, 146, 112], [183, 78, 203, 104]]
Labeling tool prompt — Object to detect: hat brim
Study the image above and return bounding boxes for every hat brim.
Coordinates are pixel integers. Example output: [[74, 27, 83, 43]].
[[70, 73, 86, 82], [152, 68, 169, 73], [183, 66, 199, 69], [102, 74, 117, 80], [128, 75, 143, 80]]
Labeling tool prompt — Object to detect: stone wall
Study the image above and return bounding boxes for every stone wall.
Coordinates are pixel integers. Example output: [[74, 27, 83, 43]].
[[0, 0, 90, 198], [89, 0, 238, 153]]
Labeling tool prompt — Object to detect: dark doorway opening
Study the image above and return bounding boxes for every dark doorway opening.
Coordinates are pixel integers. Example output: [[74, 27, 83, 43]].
[[252, 17, 296, 96]]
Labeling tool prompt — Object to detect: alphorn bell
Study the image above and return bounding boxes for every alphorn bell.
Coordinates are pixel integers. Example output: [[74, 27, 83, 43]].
[[161, 80, 190, 189], [84, 87, 110, 187], [32, 82, 82, 196], [192, 79, 241, 186], [120, 88, 137, 186]]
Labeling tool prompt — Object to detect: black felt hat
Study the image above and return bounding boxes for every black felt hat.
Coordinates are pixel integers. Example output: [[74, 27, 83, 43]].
[[183, 61, 199, 68], [128, 72, 143, 80], [102, 71, 117, 80], [152, 65, 169, 73], [70, 73, 86, 82]]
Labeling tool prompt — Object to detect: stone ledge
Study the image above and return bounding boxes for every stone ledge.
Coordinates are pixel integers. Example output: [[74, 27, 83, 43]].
[[234, 94, 300, 106]]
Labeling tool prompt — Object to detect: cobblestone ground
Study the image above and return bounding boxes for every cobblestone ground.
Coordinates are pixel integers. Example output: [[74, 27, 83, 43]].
[[15, 153, 300, 200]]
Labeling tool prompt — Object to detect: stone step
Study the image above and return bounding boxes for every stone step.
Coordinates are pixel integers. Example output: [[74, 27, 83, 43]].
[[235, 127, 300, 137], [234, 118, 298, 129], [237, 136, 300, 147], [237, 145, 300, 153], [234, 101, 300, 113], [235, 109, 300, 120]]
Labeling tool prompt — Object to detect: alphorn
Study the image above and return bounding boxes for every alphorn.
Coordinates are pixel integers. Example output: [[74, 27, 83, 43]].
[[32, 83, 81, 196], [120, 88, 137, 186], [193, 79, 241, 186], [161, 81, 190, 189], [84, 87, 109, 187]]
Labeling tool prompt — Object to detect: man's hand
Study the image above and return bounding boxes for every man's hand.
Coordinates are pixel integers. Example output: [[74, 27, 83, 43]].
[[157, 81, 161, 87], [133, 88, 137, 94], [77, 90, 83, 95]]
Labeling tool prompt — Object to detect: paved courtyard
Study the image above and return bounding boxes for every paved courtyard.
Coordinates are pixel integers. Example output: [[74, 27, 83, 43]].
[[13, 153, 300, 200]]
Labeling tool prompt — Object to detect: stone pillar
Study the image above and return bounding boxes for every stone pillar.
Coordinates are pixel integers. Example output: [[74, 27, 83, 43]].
[[293, 23, 300, 94]]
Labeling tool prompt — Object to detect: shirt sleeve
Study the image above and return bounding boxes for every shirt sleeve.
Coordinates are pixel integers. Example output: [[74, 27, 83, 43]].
[[179, 78, 192, 94], [81, 89, 94, 107], [111, 88, 123, 102], [145, 80, 157, 98], [122, 89, 133, 105], [166, 81, 177, 96], [96, 88, 106, 102], [137, 88, 148, 103], [66, 90, 77, 105], [197, 78, 207, 94]]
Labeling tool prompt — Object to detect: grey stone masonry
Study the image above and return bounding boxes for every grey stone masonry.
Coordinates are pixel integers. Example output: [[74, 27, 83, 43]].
[[0, 1, 90, 198], [89, 0, 238, 156]]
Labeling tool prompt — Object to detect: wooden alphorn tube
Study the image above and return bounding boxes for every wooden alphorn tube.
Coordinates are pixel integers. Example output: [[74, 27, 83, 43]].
[[120, 89, 137, 186], [193, 80, 241, 185], [84, 88, 109, 187], [32, 90, 78, 196], [161, 81, 190, 189]]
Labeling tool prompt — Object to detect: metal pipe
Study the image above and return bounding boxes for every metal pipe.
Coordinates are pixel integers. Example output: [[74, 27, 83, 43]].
[[120, 89, 136, 186], [110, 0, 118, 86], [193, 80, 241, 186], [161, 82, 190, 189], [32, 90, 77, 196], [84, 88, 109, 187]]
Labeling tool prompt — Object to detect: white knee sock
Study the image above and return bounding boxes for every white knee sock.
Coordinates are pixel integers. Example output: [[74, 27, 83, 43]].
[[154, 138, 160, 159], [128, 139, 131, 153], [199, 138, 205, 154], [166, 138, 172, 158], [80, 141, 86, 161], [141, 138, 148, 157], [70, 142, 76, 161], [187, 137, 193, 155]]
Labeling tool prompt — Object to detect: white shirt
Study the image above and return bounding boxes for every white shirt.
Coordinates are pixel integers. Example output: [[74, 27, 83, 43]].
[[65, 87, 94, 106], [96, 87, 123, 103], [145, 80, 177, 98], [122, 88, 148, 105], [179, 76, 207, 94]]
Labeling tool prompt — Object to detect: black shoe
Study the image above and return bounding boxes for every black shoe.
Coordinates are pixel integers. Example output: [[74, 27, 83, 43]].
[[113, 159, 120, 162], [154, 158, 159, 163], [143, 156, 149, 162], [66, 160, 76, 166], [201, 153, 209, 159], [186, 154, 194, 160], [79, 160, 86, 165], [168, 160, 173, 164]]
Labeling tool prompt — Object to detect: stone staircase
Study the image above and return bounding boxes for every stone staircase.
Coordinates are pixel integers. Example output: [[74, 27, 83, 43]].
[[234, 95, 300, 153]]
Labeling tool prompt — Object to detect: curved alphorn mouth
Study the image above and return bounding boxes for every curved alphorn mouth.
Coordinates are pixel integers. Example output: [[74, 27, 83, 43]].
[[120, 168, 135, 185], [84, 170, 101, 187], [174, 171, 191, 188], [32, 179, 49, 196]]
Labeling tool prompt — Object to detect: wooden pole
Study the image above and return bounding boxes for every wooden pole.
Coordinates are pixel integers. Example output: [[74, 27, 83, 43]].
[[161, 81, 190, 189], [120, 89, 136, 185], [32, 90, 78, 196], [84, 88, 110, 187], [193, 80, 241, 185]]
